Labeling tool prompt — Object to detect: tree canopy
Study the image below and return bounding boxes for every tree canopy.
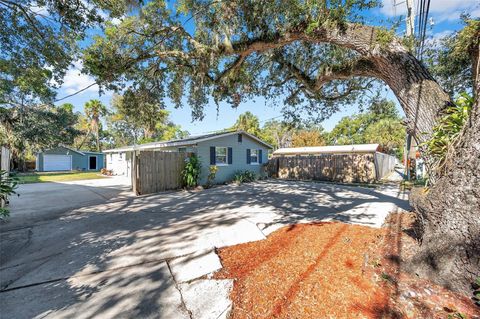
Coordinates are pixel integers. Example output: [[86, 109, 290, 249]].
[[328, 98, 405, 157], [0, 0, 134, 106], [0, 103, 80, 167], [231, 111, 261, 136], [83, 0, 386, 123]]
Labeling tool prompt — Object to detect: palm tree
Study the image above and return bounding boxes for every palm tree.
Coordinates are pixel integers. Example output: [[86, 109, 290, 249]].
[[81, 100, 107, 151]]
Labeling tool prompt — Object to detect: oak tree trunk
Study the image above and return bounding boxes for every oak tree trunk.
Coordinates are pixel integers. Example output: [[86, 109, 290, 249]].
[[409, 96, 480, 294], [365, 39, 479, 294], [405, 44, 480, 294]]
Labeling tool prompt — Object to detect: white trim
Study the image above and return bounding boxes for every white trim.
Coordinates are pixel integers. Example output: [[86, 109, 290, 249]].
[[249, 149, 259, 164], [273, 144, 380, 156], [88, 155, 98, 170], [215, 146, 229, 165]]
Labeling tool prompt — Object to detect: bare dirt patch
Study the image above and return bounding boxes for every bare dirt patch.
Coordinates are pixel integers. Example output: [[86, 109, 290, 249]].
[[214, 213, 479, 319]]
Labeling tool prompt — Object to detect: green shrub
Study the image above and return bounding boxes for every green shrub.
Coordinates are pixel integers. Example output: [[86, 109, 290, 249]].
[[0, 170, 18, 219], [205, 165, 218, 189], [181, 154, 201, 188], [423, 92, 473, 165], [233, 170, 257, 184]]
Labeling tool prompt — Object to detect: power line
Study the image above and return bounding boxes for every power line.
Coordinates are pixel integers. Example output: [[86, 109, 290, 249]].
[[54, 82, 98, 102]]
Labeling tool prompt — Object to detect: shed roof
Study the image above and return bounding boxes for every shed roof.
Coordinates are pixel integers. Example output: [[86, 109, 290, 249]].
[[103, 130, 273, 153], [273, 144, 380, 156], [39, 145, 104, 156]]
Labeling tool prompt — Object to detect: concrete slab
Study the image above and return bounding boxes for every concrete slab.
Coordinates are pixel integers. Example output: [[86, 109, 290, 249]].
[[0, 261, 189, 319], [180, 279, 233, 319], [8, 176, 133, 226], [169, 250, 223, 283], [1, 179, 409, 319]]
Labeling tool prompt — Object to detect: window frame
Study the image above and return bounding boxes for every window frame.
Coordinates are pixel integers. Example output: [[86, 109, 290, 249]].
[[250, 149, 259, 165], [215, 146, 228, 166]]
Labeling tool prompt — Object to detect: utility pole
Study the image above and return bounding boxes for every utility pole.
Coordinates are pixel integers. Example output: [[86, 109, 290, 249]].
[[404, 0, 415, 179], [405, 0, 415, 37]]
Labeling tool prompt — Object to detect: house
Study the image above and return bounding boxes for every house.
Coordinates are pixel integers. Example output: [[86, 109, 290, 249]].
[[36, 146, 105, 172], [103, 131, 273, 185]]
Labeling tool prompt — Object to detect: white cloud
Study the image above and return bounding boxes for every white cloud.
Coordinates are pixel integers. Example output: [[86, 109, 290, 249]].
[[60, 60, 99, 95], [380, 0, 479, 19], [110, 17, 122, 25], [424, 29, 453, 47], [30, 5, 49, 16]]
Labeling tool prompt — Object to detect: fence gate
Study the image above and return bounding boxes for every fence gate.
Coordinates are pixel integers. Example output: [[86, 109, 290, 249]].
[[132, 151, 187, 195]]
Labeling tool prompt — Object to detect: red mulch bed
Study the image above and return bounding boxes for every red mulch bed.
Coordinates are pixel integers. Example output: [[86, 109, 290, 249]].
[[214, 213, 479, 319]]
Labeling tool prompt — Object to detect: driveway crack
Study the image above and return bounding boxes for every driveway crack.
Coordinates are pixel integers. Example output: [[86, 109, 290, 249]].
[[166, 260, 193, 319]]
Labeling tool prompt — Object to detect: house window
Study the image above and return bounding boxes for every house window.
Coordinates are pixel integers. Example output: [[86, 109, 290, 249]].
[[119, 152, 123, 159], [178, 147, 187, 152], [250, 149, 259, 164], [215, 147, 227, 165]]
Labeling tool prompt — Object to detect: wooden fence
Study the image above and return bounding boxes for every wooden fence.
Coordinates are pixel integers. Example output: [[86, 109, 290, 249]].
[[267, 154, 378, 183], [374, 152, 397, 180], [133, 151, 187, 195], [1, 146, 11, 172]]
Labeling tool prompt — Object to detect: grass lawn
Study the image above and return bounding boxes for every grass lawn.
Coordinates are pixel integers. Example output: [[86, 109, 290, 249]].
[[15, 171, 106, 184]]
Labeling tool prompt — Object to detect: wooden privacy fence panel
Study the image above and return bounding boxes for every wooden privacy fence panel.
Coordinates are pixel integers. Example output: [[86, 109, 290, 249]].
[[133, 151, 187, 195], [267, 154, 377, 183], [374, 152, 397, 180]]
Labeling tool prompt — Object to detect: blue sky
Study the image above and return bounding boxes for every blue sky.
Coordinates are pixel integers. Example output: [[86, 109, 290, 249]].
[[54, 0, 479, 135]]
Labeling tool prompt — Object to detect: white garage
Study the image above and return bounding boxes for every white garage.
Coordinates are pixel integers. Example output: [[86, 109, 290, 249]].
[[43, 154, 72, 171]]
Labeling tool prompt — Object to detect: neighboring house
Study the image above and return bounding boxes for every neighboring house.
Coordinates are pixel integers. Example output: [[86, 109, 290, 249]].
[[36, 146, 105, 172], [103, 131, 272, 184]]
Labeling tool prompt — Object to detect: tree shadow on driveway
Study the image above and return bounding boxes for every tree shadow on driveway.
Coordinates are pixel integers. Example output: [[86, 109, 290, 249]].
[[0, 179, 409, 319]]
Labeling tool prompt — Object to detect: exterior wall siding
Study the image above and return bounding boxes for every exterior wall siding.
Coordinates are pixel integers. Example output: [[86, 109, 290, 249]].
[[106, 151, 132, 176], [196, 133, 269, 185], [37, 147, 104, 171]]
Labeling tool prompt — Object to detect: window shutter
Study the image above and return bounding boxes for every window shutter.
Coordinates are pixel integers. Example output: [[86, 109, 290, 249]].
[[258, 149, 263, 164], [210, 147, 216, 165], [228, 147, 233, 164], [246, 149, 251, 164]]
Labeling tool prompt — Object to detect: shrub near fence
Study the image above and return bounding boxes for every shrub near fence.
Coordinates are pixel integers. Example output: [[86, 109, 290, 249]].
[[268, 154, 378, 183]]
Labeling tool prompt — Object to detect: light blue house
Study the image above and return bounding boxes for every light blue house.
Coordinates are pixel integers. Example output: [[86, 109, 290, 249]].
[[103, 131, 272, 185], [36, 146, 105, 172]]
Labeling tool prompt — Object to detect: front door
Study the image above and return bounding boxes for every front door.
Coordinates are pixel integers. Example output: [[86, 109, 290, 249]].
[[89, 156, 97, 170]]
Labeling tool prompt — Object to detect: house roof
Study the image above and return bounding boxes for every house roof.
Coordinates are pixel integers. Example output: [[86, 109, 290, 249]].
[[103, 130, 273, 153], [39, 145, 104, 156], [57, 145, 85, 156], [273, 144, 380, 156]]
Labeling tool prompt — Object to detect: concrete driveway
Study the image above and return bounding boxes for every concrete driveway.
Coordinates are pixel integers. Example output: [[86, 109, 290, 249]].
[[7, 176, 133, 226], [0, 179, 408, 319]]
